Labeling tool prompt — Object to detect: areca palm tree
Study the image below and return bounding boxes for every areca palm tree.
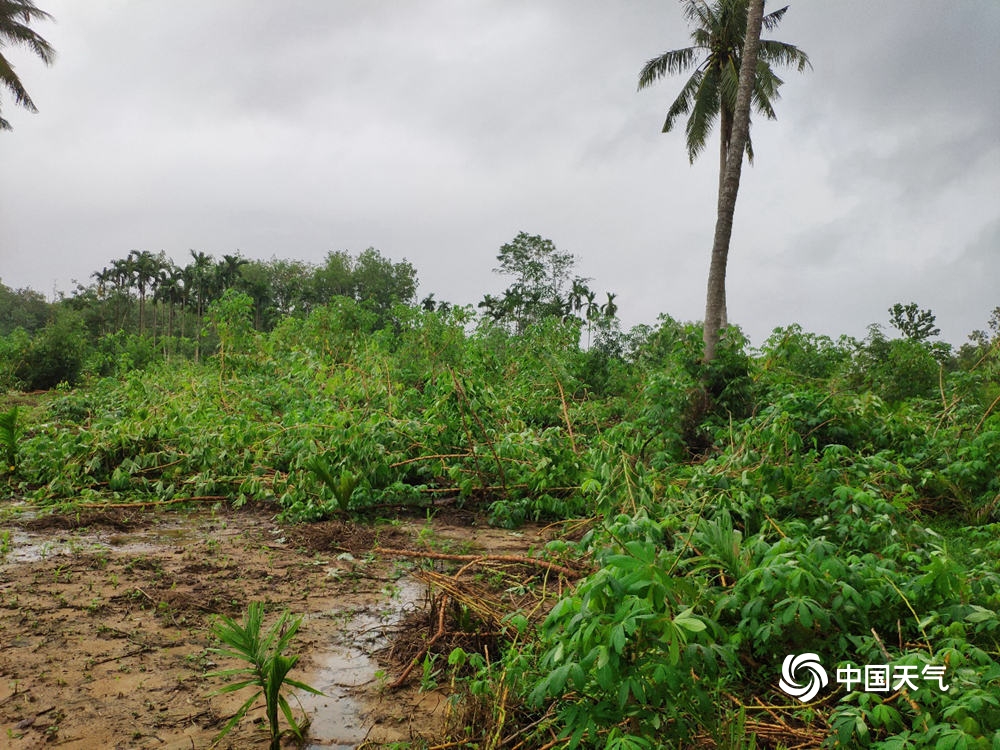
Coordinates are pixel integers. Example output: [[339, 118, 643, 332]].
[[128, 249, 165, 336], [215, 253, 248, 292], [0, 0, 55, 131], [638, 0, 808, 358], [154, 263, 184, 344]]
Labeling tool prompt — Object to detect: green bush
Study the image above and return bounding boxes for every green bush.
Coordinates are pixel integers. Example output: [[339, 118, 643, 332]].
[[760, 324, 852, 379], [851, 326, 940, 403], [0, 327, 31, 390], [16, 308, 90, 390]]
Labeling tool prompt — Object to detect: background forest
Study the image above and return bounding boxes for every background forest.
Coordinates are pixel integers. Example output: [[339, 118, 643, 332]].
[[2, 237, 1000, 748]]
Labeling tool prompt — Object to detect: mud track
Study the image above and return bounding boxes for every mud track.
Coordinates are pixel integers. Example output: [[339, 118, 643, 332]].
[[0, 504, 552, 749]]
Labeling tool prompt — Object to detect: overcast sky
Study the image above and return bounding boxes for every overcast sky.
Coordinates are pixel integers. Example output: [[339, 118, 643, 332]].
[[1, 1, 998, 346]]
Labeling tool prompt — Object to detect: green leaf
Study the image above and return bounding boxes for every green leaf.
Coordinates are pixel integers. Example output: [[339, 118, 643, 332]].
[[965, 606, 996, 624], [673, 608, 706, 633], [611, 624, 627, 653]]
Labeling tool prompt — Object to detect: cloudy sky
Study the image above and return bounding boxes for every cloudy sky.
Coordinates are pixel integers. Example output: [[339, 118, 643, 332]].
[[1, 1, 998, 346]]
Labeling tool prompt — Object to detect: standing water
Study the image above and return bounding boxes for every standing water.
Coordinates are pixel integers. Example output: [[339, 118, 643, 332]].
[[298, 577, 426, 748]]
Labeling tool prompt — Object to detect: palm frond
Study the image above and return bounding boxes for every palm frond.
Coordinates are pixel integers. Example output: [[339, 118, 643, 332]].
[[690, 26, 713, 49], [752, 61, 782, 119], [761, 4, 789, 32], [685, 0, 725, 40], [211, 693, 261, 745], [719, 57, 741, 115], [206, 601, 322, 747], [662, 69, 702, 134], [0, 0, 55, 129], [686, 66, 722, 163], [0, 53, 36, 110], [758, 39, 810, 72], [638, 47, 698, 89], [0, 2, 56, 65]]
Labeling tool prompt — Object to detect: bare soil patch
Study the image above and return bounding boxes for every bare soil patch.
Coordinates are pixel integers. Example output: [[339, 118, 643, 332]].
[[0, 504, 556, 749]]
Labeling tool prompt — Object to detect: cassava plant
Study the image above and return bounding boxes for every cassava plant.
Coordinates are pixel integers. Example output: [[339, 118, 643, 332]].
[[207, 601, 322, 750]]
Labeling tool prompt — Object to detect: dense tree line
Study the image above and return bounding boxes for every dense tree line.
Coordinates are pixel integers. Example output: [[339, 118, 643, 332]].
[[2, 239, 999, 432], [0, 234, 625, 391], [0, 246, 418, 389], [74, 247, 419, 339]]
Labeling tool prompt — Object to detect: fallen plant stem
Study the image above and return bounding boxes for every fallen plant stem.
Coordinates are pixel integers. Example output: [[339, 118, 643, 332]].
[[76, 496, 227, 509], [375, 547, 589, 579], [389, 452, 473, 467], [91, 646, 153, 667], [0, 688, 29, 708], [389, 594, 449, 689]]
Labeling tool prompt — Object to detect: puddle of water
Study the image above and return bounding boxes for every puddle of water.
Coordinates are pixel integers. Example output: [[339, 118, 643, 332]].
[[298, 578, 426, 749], [0, 524, 207, 565]]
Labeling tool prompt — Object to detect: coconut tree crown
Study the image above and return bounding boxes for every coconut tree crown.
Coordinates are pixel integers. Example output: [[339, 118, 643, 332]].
[[638, 0, 809, 165]]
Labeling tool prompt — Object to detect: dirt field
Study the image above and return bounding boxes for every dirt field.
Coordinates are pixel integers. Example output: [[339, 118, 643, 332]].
[[0, 503, 555, 749]]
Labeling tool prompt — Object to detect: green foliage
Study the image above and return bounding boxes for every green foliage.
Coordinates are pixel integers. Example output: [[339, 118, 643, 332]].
[[760, 324, 852, 379], [16, 307, 90, 389], [480, 232, 617, 336], [889, 302, 941, 343], [637, 0, 809, 164], [0, 0, 56, 132], [530, 530, 720, 746], [306, 455, 358, 513], [5, 287, 1000, 749], [0, 281, 51, 335], [86, 330, 160, 377], [0, 406, 19, 473], [851, 324, 942, 403], [0, 326, 31, 390], [207, 601, 322, 750]]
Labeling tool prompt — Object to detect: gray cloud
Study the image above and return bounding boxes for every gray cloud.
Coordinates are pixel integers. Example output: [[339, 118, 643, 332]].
[[1, 0, 997, 346]]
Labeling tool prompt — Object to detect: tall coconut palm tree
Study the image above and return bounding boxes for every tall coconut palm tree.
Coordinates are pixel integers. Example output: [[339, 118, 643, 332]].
[[638, 0, 808, 357], [706, 0, 764, 361], [0, 0, 55, 131]]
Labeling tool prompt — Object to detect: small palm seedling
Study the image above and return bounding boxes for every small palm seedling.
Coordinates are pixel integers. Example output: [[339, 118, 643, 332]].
[[0, 406, 19, 474], [207, 601, 323, 750], [306, 454, 358, 513]]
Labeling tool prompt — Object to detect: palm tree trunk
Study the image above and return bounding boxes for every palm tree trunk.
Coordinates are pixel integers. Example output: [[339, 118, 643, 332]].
[[703, 0, 764, 361], [718, 106, 732, 202], [716, 105, 733, 329]]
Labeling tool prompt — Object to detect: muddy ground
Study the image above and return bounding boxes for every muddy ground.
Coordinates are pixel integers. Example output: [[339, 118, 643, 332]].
[[0, 503, 561, 749]]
